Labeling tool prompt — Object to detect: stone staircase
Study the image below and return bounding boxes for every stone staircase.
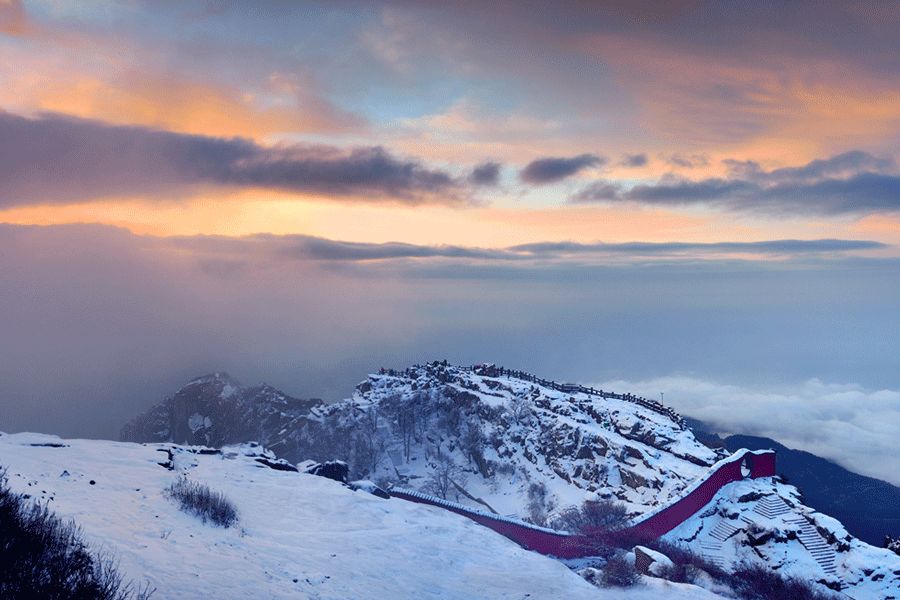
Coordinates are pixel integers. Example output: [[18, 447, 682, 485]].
[[787, 515, 838, 575], [698, 519, 740, 569], [753, 495, 837, 576], [753, 494, 793, 519]]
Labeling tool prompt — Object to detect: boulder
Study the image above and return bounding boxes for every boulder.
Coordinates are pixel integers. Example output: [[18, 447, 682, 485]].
[[633, 545, 673, 577], [304, 460, 349, 483]]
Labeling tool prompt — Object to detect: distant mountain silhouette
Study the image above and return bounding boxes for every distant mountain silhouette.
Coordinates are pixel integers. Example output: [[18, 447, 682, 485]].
[[685, 418, 900, 546]]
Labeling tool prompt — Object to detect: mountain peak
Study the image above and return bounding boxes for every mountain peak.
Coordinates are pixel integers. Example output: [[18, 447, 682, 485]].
[[122, 373, 320, 450], [184, 371, 242, 391]]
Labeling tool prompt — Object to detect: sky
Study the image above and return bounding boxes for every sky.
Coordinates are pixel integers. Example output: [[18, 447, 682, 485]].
[[1, 1, 898, 483]]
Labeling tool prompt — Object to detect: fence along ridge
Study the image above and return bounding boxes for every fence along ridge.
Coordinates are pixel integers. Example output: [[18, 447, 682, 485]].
[[443, 363, 685, 429]]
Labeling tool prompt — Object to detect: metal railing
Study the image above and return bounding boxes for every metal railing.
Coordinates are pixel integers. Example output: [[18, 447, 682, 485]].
[[456, 363, 686, 429]]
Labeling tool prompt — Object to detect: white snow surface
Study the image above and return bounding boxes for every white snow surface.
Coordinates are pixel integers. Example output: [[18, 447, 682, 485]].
[[0, 432, 724, 599]]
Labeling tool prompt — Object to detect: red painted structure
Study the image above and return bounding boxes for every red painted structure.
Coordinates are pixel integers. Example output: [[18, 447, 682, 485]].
[[392, 448, 776, 559]]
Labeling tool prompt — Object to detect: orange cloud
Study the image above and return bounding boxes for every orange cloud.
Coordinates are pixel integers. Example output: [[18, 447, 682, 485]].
[[0, 0, 28, 36], [0, 23, 364, 141], [0, 70, 363, 140], [577, 33, 900, 165]]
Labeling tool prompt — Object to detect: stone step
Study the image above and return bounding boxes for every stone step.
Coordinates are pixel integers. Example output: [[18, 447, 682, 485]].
[[792, 527, 838, 576], [700, 555, 725, 568], [709, 522, 739, 541], [753, 497, 793, 518]]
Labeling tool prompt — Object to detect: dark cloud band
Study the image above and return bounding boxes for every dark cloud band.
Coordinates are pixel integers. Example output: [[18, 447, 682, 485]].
[[469, 161, 502, 186], [620, 153, 648, 168], [520, 153, 604, 184], [0, 111, 470, 206], [573, 151, 900, 215]]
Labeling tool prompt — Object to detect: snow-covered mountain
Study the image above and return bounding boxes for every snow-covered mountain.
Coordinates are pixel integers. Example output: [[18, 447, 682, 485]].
[[123, 363, 718, 519], [121, 372, 323, 452], [0, 432, 723, 600], [116, 361, 900, 599]]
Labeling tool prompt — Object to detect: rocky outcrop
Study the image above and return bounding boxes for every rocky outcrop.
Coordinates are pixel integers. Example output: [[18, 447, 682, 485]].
[[120, 373, 323, 457]]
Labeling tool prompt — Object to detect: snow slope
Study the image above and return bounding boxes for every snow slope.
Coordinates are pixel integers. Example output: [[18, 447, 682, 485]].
[[0, 432, 724, 600]]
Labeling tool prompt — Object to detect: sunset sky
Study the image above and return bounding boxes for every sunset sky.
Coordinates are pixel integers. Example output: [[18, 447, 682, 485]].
[[1, 1, 899, 482]]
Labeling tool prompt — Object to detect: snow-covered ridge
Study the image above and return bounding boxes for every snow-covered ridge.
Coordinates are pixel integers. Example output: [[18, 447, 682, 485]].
[[460, 363, 686, 428], [307, 361, 722, 523]]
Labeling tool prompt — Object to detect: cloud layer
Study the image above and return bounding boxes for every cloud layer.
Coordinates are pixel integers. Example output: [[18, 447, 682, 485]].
[[0, 112, 470, 206], [170, 233, 887, 264], [3, 109, 899, 219], [573, 151, 900, 215], [598, 376, 900, 486]]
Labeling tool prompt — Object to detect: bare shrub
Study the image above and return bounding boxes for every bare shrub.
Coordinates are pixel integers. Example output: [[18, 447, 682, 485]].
[[164, 476, 238, 527], [552, 499, 629, 534], [494, 462, 515, 477], [729, 562, 840, 600], [0, 467, 152, 599], [423, 456, 467, 500], [507, 395, 533, 425], [651, 540, 728, 583], [526, 482, 556, 527], [549, 499, 630, 557], [600, 552, 639, 588]]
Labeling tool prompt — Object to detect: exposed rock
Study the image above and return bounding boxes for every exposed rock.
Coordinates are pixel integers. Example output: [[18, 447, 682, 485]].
[[304, 460, 349, 483], [619, 468, 649, 490]]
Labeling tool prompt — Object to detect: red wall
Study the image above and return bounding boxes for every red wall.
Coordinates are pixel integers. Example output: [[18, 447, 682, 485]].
[[392, 449, 776, 559], [622, 449, 775, 542]]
